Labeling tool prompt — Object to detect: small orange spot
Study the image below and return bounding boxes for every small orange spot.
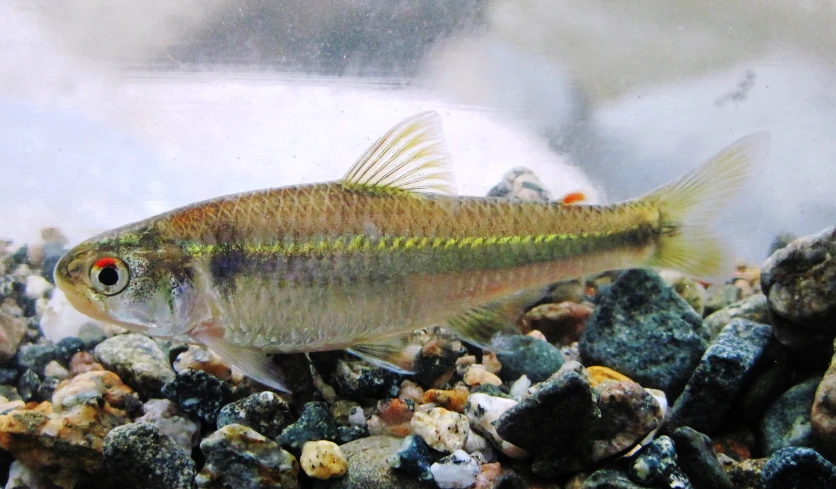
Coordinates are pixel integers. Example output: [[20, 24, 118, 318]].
[[561, 192, 586, 205], [93, 257, 117, 269]]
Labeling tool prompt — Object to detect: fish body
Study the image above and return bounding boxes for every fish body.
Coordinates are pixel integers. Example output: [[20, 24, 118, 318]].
[[54, 112, 768, 391]]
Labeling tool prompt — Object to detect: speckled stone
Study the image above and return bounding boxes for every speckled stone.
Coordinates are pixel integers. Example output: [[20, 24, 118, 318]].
[[705, 284, 744, 317], [310, 353, 401, 401], [627, 436, 678, 485], [95, 334, 176, 398], [496, 363, 662, 476], [0, 311, 25, 363], [279, 401, 338, 453], [581, 468, 651, 489], [761, 447, 836, 489], [16, 343, 60, 376], [703, 293, 770, 338], [667, 319, 772, 434], [579, 269, 710, 398], [391, 434, 439, 482], [493, 335, 564, 383], [464, 393, 528, 459], [103, 422, 197, 489], [413, 339, 463, 388], [161, 369, 232, 425], [430, 450, 480, 489], [17, 368, 39, 402], [761, 227, 836, 342], [518, 301, 592, 345], [135, 399, 200, 451], [217, 391, 292, 440], [812, 340, 836, 459], [671, 426, 733, 489], [312, 436, 426, 489], [760, 376, 819, 455], [198, 423, 299, 489], [410, 407, 469, 453]]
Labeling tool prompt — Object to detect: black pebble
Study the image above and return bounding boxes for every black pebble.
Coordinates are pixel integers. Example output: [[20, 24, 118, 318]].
[[671, 426, 734, 489], [0, 366, 18, 385], [278, 401, 338, 453], [17, 368, 40, 402], [336, 425, 368, 445], [161, 370, 232, 425], [35, 376, 60, 403], [56, 337, 86, 364], [16, 343, 61, 375], [391, 434, 439, 482], [761, 447, 836, 489]]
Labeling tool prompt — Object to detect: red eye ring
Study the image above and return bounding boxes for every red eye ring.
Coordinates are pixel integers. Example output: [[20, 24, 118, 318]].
[[94, 257, 118, 270], [89, 256, 130, 295]]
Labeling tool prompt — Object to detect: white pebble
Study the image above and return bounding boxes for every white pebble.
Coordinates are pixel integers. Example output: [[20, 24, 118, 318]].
[[43, 360, 69, 380], [25, 275, 52, 300], [136, 399, 200, 451], [509, 375, 532, 399], [411, 407, 469, 453], [430, 450, 479, 489], [465, 393, 528, 459], [300, 440, 347, 479]]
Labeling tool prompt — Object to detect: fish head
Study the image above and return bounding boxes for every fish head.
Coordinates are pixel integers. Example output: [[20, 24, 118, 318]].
[[54, 228, 203, 337]]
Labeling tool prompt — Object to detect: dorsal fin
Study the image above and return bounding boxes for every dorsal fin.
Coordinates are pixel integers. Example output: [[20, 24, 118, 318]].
[[342, 111, 457, 195]]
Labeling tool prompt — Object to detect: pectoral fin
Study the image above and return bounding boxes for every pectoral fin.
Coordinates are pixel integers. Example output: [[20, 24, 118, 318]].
[[192, 328, 291, 393], [348, 333, 418, 373]]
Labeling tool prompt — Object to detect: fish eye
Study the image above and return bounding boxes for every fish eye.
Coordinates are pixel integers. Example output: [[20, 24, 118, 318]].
[[89, 257, 130, 295]]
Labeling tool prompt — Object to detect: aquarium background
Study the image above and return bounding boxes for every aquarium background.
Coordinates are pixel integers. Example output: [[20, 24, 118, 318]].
[[2, 0, 834, 261]]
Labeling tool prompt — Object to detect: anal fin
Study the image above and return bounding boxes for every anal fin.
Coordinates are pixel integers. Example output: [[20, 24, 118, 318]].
[[447, 287, 545, 351], [193, 329, 291, 393], [347, 333, 418, 374]]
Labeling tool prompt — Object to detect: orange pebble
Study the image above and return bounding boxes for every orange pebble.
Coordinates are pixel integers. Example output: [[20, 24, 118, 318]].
[[587, 366, 633, 387], [422, 385, 470, 413]]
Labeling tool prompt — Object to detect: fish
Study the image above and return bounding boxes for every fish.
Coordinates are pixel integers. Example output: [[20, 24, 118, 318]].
[[54, 111, 769, 392]]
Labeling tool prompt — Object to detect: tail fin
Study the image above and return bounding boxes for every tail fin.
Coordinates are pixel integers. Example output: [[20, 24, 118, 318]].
[[640, 133, 771, 279]]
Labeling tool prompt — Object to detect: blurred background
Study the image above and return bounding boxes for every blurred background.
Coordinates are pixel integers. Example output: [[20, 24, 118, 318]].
[[1, 0, 834, 260]]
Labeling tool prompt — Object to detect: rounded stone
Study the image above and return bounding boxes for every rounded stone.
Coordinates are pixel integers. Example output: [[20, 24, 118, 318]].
[[103, 422, 197, 489], [301, 440, 348, 480], [94, 334, 175, 398], [312, 436, 425, 489]]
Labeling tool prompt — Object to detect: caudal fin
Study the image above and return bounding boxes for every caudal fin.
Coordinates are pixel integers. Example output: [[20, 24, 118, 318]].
[[640, 133, 771, 279]]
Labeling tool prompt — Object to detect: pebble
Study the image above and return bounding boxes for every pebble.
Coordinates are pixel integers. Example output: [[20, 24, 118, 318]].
[[413, 338, 462, 388], [492, 335, 564, 383], [279, 401, 338, 453], [464, 365, 502, 387], [495, 364, 662, 476], [518, 301, 592, 345], [627, 435, 678, 485], [430, 450, 480, 489], [135, 399, 200, 451], [173, 345, 233, 382], [671, 426, 734, 489], [0, 311, 25, 363], [315, 436, 425, 489], [17, 369, 40, 402], [761, 447, 836, 489], [581, 468, 650, 489], [69, 351, 104, 376], [587, 365, 633, 387], [95, 334, 176, 398], [508, 375, 531, 398], [0, 366, 17, 385], [15, 343, 60, 376], [704, 284, 744, 317], [398, 380, 425, 404], [422, 385, 470, 413], [464, 393, 528, 459], [55, 336, 85, 364], [667, 319, 773, 434], [579, 269, 710, 397], [52, 370, 140, 413], [410, 407, 469, 453], [330, 399, 365, 427], [161, 370, 232, 425], [0, 386, 21, 403], [217, 391, 292, 440], [329, 356, 401, 400], [760, 376, 819, 455], [34, 376, 59, 403], [812, 340, 836, 459], [486, 167, 552, 202], [703, 293, 770, 338], [760, 227, 836, 338], [103, 422, 197, 489], [0, 398, 128, 488], [42, 360, 68, 380], [336, 425, 367, 444], [197, 423, 299, 489], [721, 456, 766, 489], [301, 440, 348, 480], [662, 271, 708, 316], [464, 430, 495, 461], [482, 351, 501, 375], [473, 462, 502, 489], [5, 459, 55, 489]]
